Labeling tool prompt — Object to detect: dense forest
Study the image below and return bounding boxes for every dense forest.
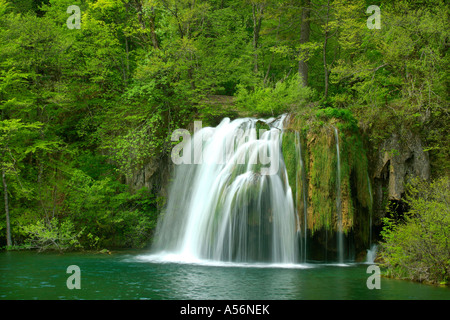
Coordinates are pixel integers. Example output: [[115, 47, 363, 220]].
[[0, 0, 448, 282]]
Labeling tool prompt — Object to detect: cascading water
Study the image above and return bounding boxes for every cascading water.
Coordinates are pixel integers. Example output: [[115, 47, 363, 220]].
[[366, 244, 378, 264], [152, 116, 299, 264], [295, 131, 308, 262], [367, 173, 373, 248], [334, 127, 344, 263]]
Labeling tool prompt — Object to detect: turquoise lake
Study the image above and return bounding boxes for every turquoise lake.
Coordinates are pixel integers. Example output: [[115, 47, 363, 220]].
[[1, 250, 449, 300]]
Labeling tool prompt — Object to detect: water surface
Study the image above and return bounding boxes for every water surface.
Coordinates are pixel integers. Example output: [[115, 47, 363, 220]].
[[1, 251, 449, 300]]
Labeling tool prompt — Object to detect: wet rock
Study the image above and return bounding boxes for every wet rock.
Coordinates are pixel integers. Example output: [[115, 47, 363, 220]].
[[372, 128, 430, 224]]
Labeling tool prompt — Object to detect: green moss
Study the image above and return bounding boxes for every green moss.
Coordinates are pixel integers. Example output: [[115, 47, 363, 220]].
[[281, 126, 311, 230], [315, 107, 358, 132], [282, 130, 298, 198], [344, 133, 373, 243], [255, 120, 270, 139], [308, 130, 336, 233], [282, 110, 373, 240]]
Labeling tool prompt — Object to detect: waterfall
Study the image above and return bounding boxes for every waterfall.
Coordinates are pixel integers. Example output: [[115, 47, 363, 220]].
[[367, 173, 373, 248], [295, 131, 308, 262], [152, 116, 298, 264], [366, 244, 378, 264], [334, 127, 344, 263]]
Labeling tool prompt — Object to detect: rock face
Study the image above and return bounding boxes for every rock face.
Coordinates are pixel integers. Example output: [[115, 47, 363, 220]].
[[125, 154, 172, 207], [372, 129, 430, 220]]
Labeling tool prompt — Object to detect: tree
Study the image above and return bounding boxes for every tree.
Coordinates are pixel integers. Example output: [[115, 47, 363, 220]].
[[251, 0, 267, 73], [0, 119, 43, 246], [320, 0, 331, 98], [298, 0, 311, 86]]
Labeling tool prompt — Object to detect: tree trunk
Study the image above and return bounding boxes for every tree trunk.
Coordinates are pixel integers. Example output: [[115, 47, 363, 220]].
[[149, 6, 159, 49], [323, 0, 331, 98], [124, 36, 130, 84], [298, 0, 311, 87], [2, 169, 11, 247], [252, 3, 264, 73], [264, 16, 281, 86], [323, 35, 329, 98], [132, 0, 148, 41]]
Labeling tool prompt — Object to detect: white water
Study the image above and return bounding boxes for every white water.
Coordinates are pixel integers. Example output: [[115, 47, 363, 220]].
[[366, 244, 378, 264], [135, 252, 311, 269], [295, 131, 308, 262], [152, 116, 298, 264], [367, 173, 373, 248], [334, 127, 344, 263]]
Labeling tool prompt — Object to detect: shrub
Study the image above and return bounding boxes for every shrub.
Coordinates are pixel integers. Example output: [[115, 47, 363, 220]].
[[21, 218, 83, 252], [380, 177, 450, 285], [65, 169, 159, 248]]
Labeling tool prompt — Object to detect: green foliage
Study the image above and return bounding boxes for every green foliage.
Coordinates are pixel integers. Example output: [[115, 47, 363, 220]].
[[315, 107, 358, 132], [330, 0, 449, 175], [64, 169, 158, 248], [380, 177, 450, 285], [235, 74, 314, 117], [21, 218, 83, 252]]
